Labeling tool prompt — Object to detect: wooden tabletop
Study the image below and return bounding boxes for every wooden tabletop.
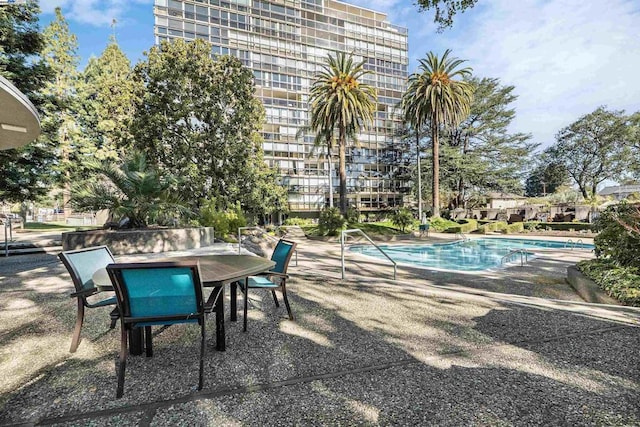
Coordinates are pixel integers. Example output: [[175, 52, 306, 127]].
[[166, 254, 275, 286], [94, 254, 275, 288]]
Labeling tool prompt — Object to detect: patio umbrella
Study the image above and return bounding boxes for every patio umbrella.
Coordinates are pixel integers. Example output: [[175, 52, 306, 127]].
[[0, 75, 41, 150]]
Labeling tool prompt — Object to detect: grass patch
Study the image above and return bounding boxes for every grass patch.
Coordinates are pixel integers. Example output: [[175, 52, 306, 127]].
[[577, 259, 640, 307]]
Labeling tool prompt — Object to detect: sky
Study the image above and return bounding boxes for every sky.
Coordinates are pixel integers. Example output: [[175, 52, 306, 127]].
[[40, 0, 640, 151]]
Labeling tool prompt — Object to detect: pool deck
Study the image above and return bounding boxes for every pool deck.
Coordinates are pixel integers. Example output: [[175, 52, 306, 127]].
[[1, 234, 638, 426]]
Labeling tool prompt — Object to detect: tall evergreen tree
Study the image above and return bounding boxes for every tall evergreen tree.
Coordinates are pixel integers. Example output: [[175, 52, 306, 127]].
[[41, 7, 80, 214], [0, 1, 54, 204], [78, 37, 139, 161]]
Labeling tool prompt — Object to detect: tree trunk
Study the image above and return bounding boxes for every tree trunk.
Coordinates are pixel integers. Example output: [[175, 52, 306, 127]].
[[338, 129, 347, 216], [327, 145, 333, 208], [416, 131, 423, 222], [431, 115, 440, 218]]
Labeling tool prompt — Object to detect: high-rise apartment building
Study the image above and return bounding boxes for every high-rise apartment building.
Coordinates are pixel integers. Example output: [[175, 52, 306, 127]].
[[153, 0, 408, 216]]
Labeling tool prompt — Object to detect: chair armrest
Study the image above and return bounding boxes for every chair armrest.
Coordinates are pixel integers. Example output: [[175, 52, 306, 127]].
[[70, 288, 99, 298], [256, 271, 289, 279]]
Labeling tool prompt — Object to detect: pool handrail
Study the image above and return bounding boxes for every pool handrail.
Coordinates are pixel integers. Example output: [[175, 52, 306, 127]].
[[341, 228, 396, 280], [500, 248, 530, 266], [237, 226, 298, 266], [455, 232, 470, 242], [563, 238, 584, 250]]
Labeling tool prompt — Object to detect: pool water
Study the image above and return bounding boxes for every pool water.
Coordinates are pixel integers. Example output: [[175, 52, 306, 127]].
[[350, 238, 594, 272]]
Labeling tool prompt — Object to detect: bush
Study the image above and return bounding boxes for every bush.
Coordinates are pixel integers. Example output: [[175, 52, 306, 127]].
[[538, 222, 593, 231], [319, 207, 346, 236], [578, 259, 640, 306], [505, 222, 524, 234], [593, 202, 640, 268], [428, 217, 459, 232], [199, 200, 246, 236], [445, 219, 478, 233], [283, 217, 313, 226], [523, 222, 540, 231], [346, 206, 360, 223], [390, 208, 415, 233]]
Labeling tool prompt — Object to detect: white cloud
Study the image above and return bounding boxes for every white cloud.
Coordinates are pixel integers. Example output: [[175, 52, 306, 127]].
[[352, 0, 640, 149], [41, 0, 153, 28]]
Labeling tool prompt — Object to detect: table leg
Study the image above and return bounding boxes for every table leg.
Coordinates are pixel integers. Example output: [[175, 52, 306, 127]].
[[129, 327, 144, 356], [230, 281, 239, 322], [215, 285, 225, 351]]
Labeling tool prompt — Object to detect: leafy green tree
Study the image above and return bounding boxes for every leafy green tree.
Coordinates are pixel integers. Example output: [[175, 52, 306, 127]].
[[0, 1, 54, 204], [593, 202, 640, 268], [41, 7, 80, 213], [628, 111, 640, 179], [549, 107, 631, 199], [390, 207, 415, 232], [415, 0, 479, 31], [318, 207, 346, 236], [309, 51, 377, 216], [402, 49, 473, 217], [71, 151, 189, 228], [242, 150, 289, 224], [441, 77, 535, 207], [525, 156, 569, 197], [130, 39, 273, 213], [78, 37, 139, 162]]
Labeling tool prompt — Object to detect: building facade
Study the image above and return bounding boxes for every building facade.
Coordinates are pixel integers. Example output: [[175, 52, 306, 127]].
[[153, 0, 409, 216]]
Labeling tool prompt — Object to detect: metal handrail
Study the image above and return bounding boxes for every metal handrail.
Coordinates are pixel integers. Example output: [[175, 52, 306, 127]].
[[237, 226, 298, 266], [564, 239, 573, 249], [341, 228, 396, 280], [455, 232, 470, 242], [500, 248, 530, 266], [3, 218, 13, 257], [563, 239, 584, 250]]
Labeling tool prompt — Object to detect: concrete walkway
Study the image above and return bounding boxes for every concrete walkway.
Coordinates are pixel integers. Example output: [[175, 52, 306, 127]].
[[0, 238, 638, 426]]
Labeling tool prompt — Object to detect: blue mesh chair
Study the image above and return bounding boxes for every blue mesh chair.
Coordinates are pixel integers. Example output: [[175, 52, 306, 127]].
[[240, 239, 297, 332], [59, 246, 119, 353], [106, 261, 207, 398]]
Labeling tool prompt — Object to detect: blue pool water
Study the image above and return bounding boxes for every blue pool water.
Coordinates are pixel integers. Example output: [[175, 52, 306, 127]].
[[350, 238, 594, 272]]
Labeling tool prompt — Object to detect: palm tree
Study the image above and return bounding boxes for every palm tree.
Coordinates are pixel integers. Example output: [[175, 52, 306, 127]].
[[309, 52, 377, 216], [402, 49, 473, 218], [70, 151, 190, 227]]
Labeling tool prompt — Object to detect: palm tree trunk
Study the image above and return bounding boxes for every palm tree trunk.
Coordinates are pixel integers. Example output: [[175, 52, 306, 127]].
[[327, 145, 334, 208], [431, 114, 440, 218], [338, 129, 347, 216], [416, 130, 423, 222]]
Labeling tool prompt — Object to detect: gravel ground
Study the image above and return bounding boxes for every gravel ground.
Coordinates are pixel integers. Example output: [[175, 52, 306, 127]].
[[0, 238, 638, 426]]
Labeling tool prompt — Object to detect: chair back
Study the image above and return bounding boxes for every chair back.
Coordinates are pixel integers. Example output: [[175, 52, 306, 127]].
[[106, 261, 205, 326], [59, 246, 115, 294], [270, 239, 297, 274]]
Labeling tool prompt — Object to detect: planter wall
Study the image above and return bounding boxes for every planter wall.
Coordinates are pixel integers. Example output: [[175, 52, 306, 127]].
[[566, 265, 619, 305], [62, 227, 216, 255]]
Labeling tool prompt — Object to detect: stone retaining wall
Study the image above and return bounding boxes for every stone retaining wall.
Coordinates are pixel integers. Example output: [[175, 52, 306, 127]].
[[566, 265, 619, 305], [61, 227, 215, 255]]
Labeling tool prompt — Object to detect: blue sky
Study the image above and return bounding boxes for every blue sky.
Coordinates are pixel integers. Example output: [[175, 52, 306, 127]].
[[40, 0, 640, 151]]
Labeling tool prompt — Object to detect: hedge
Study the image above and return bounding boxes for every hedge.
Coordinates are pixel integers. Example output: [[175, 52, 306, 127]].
[[577, 259, 640, 306], [505, 222, 524, 233], [445, 219, 478, 233], [478, 221, 508, 234], [527, 221, 594, 231]]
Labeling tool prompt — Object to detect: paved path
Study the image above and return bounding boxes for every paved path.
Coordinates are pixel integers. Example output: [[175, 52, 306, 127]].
[[0, 239, 638, 426]]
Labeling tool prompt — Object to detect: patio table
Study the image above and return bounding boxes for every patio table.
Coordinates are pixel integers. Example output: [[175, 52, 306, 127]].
[[94, 254, 275, 355]]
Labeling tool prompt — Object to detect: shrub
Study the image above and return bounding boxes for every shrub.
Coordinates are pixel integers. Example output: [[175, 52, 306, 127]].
[[523, 221, 540, 231], [428, 217, 459, 232], [446, 219, 478, 233], [578, 259, 640, 306], [319, 207, 346, 236], [283, 217, 313, 226], [593, 202, 640, 268], [199, 200, 246, 236], [390, 208, 415, 233], [346, 206, 360, 223], [505, 222, 524, 234]]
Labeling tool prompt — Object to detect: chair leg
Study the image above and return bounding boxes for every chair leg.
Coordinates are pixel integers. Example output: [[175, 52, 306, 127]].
[[116, 326, 128, 398], [70, 299, 85, 353], [199, 321, 205, 391], [271, 290, 280, 307], [144, 326, 153, 357], [109, 307, 119, 329], [281, 283, 294, 321], [243, 278, 249, 332]]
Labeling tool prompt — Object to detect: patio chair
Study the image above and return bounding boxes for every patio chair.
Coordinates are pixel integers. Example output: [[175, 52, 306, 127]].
[[59, 246, 119, 353], [239, 239, 297, 332], [106, 261, 207, 398]]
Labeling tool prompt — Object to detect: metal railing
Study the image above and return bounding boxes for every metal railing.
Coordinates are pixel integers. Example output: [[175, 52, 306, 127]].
[[3, 218, 14, 257], [341, 228, 396, 280], [455, 232, 470, 242], [237, 226, 298, 266], [500, 249, 530, 266], [563, 239, 584, 250]]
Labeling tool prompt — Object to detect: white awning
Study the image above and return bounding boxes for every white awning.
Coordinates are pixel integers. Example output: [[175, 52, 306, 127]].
[[0, 76, 41, 150]]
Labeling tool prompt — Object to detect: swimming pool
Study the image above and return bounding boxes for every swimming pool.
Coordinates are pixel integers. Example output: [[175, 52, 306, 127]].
[[350, 238, 594, 272]]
